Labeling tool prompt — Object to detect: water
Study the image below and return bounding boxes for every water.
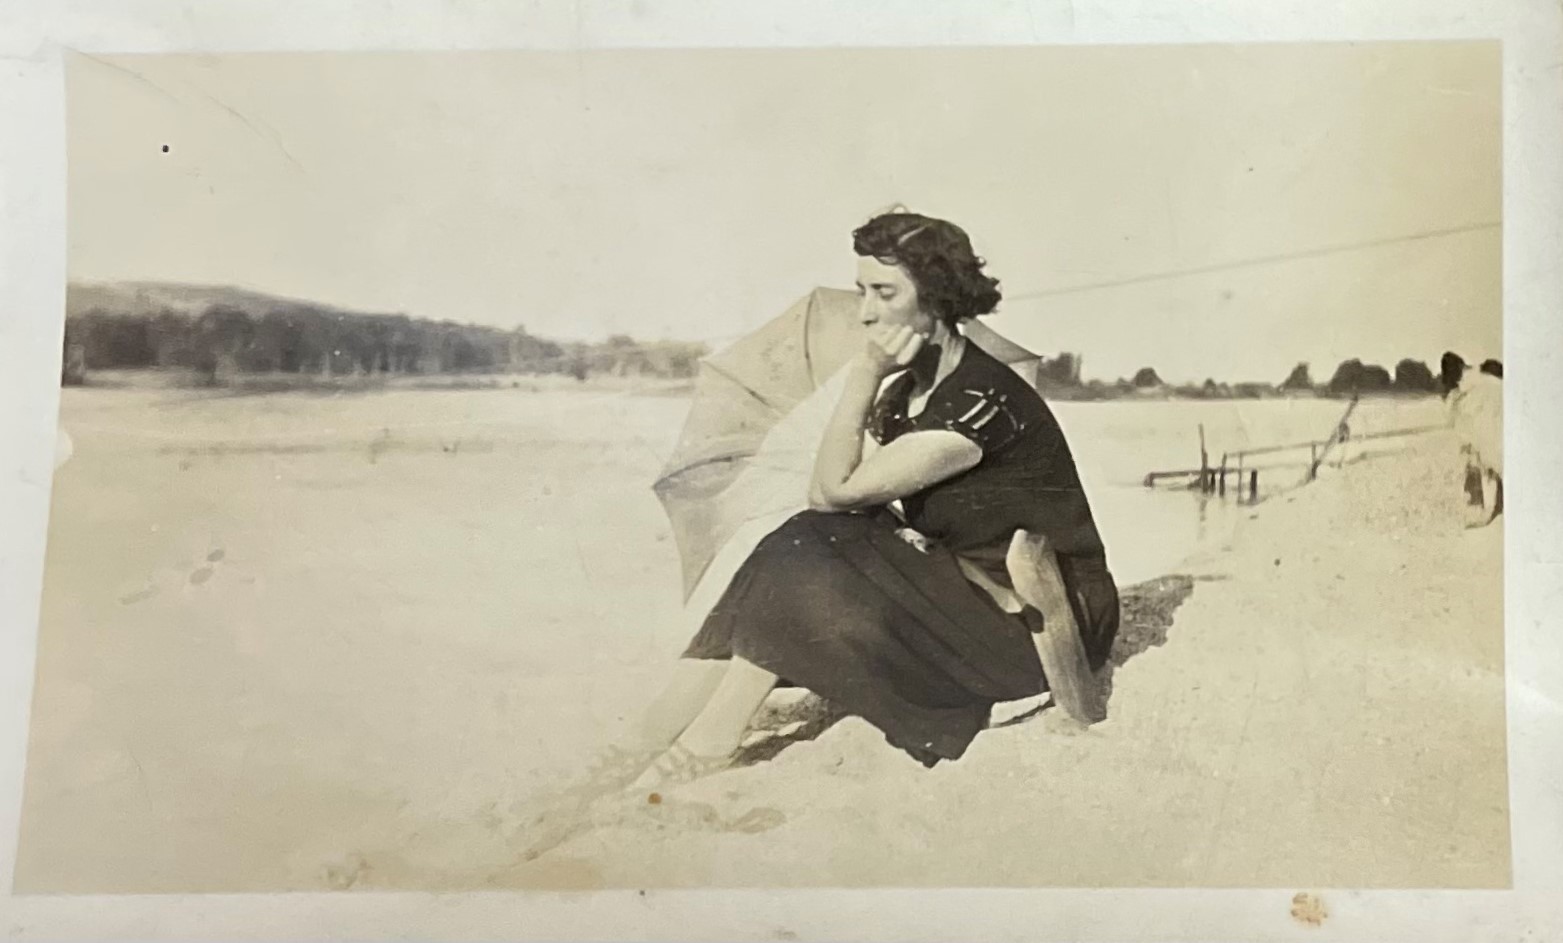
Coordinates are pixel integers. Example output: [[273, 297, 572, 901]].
[[55, 381, 1446, 601], [1050, 397, 1446, 585]]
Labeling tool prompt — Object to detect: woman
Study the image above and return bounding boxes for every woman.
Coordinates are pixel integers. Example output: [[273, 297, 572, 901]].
[[1440, 351, 1503, 527], [601, 211, 1120, 790]]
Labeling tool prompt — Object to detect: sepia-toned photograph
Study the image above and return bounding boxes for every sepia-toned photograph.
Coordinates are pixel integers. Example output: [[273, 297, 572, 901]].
[[15, 41, 1506, 894]]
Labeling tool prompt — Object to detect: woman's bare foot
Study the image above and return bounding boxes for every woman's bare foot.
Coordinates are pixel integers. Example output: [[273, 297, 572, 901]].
[[501, 744, 666, 861], [628, 740, 736, 793], [577, 744, 668, 795], [507, 743, 663, 829]]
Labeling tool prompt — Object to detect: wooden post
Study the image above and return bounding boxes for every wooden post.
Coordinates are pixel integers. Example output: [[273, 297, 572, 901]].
[[1198, 424, 1209, 493], [1218, 454, 1228, 496], [1309, 442, 1318, 481], [1332, 398, 1358, 468], [1250, 469, 1259, 500], [1310, 395, 1359, 481]]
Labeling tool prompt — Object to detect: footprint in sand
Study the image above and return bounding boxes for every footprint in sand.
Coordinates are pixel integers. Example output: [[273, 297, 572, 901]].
[[118, 585, 160, 606], [117, 547, 232, 603], [186, 548, 228, 586]]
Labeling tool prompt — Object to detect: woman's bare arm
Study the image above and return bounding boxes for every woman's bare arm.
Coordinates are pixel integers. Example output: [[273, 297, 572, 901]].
[[811, 431, 981, 511], [808, 357, 980, 512]]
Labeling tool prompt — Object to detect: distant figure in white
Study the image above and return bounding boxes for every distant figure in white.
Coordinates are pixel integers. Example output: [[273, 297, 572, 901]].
[[1439, 352, 1502, 528]]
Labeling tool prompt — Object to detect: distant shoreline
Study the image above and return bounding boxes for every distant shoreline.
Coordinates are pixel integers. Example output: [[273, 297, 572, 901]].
[[1037, 385, 1438, 403], [61, 281, 1456, 403], [64, 368, 699, 397], [63, 367, 1439, 403]]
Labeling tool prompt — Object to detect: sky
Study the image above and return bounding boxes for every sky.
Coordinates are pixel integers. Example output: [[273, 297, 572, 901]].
[[66, 43, 1501, 384]]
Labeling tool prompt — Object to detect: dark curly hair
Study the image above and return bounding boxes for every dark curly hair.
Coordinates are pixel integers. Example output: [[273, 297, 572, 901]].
[[851, 211, 1002, 329], [1439, 351, 1466, 395]]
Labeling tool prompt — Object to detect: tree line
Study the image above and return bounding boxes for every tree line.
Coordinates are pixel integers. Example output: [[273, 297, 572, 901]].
[[1278, 358, 1442, 395], [1062, 356, 1437, 397], [1026, 357, 1447, 401], [59, 298, 1452, 401], [61, 304, 708, 386]]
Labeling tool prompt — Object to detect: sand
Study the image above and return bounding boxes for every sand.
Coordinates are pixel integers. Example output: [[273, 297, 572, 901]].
[[13, 385, 1507, 892]]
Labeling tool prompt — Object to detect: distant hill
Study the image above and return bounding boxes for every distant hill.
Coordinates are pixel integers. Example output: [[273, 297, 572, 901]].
[[61, 279, 707, 387], [66, 280, 371, 320]]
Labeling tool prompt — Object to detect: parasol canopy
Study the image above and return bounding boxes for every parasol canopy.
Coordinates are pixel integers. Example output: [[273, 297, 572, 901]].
[[653, 286, 1043, 602]]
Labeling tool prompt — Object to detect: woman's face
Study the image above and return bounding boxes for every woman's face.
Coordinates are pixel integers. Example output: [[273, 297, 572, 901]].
[[855, 256, 936, 337]]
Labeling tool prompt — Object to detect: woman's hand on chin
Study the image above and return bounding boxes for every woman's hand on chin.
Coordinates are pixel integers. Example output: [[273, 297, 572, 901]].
[[860, 324, 927, 379]]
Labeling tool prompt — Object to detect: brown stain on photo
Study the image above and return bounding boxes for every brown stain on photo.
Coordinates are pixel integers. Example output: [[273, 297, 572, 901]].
[[1290, 891, 1327, 926]]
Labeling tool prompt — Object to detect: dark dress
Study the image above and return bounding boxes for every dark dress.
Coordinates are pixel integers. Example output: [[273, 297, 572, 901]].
[[682, 340, 1120, 766]]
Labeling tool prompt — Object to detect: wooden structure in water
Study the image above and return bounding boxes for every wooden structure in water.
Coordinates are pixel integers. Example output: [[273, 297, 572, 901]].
[[1143, 395, 1443, 501]]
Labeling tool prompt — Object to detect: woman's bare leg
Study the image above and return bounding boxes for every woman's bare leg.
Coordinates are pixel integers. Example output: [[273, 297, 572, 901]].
[[620, 658, 729, 752], [671, 657, 779, 757]]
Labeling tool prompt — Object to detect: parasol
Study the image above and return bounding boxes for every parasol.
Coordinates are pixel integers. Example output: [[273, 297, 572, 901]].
[[653, 286, 1043, 603]]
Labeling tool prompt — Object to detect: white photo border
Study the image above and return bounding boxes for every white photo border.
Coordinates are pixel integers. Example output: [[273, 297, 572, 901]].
[[2, 2, 1560, 940]]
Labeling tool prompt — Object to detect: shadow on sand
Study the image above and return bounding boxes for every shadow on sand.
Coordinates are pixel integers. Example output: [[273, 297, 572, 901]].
[[1099, 572, 1214, 705]]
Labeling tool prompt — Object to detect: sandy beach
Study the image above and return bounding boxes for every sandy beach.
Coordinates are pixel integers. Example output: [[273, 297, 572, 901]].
[[13, 384, 1507, 892]]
